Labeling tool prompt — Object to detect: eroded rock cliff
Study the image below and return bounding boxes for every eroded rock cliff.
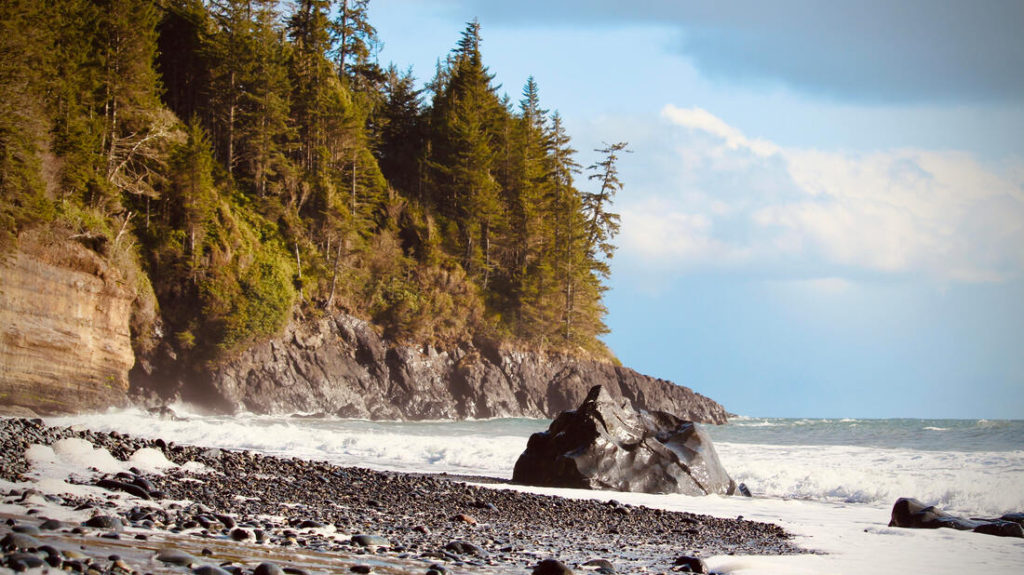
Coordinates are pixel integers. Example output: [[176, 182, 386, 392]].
[[0, 239, 134, 414], [200, 315, 729, 423]]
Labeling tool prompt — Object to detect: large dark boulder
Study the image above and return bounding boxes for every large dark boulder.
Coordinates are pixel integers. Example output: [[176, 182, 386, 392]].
[[889, 498, 1024, 538], [512, 385, 736, 495]]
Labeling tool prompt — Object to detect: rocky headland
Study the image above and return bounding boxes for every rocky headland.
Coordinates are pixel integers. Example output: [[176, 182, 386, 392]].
[[2, 245, 727, 423]]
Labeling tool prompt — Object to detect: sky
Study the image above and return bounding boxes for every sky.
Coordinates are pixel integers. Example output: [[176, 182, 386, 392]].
[[368, 0, 1024, 419]]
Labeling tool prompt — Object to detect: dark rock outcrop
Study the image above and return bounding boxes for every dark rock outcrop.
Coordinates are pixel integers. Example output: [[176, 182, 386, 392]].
[[889, 498, 1024, 538], [189, 315, 728, 423], [511, 386, 735, 495]]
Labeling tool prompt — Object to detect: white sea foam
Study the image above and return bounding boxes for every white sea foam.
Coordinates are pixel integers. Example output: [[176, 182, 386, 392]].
[[717, 442, 1024, 516]]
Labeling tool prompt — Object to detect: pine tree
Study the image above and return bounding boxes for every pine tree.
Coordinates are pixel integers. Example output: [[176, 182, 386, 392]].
[[584, 141, 629, 275], [376, 65, 424, 198], [427, 20, 508, 287], [96, 0, 174, 208], [332, 0, 378, 82], [236, 0, 294, 198]]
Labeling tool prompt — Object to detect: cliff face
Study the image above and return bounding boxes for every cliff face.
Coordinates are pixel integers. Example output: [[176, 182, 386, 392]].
[[204, 315, 729, 424], [0, 242, 134, 414]]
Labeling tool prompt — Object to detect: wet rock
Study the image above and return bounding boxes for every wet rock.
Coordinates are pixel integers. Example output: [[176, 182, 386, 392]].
[[672, 555, 708, 573], [193, 565, 233, 575], [254, 563, 285, 575], [2, 533, 42, 550], [973, 521, 1024, 538], [229, 528, 252, 541], [83, 516, 124, 532], [452, 514, 477, 525], [351, 535, 390, 548], [38, 519, 64, 530], [156, 549, 199, 566], [580, 558, 615, 574], [350, 566, 372, 574], [443, 540, 486, 556], [534, 559, 573, 575], [214, 514, 236, 529], [513, 386, 736, 495], [7, 552, 46, 570], [96, 479, 151, 499]]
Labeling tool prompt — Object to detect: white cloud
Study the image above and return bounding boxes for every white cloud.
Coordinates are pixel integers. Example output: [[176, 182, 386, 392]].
[[618, 107, 1024, 284], [662, 105, 780, 157]]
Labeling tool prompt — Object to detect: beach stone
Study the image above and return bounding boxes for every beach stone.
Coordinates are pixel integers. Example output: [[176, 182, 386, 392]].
[[84, 516, 124, 532], [229, 528, 252, 541], [214, 514, 236, 529], [889, 498, 1023, 537], [254, 562, 285, 575], [1000, 512, 1024, 526], [11, 524, 40, 535], [193, 565, 233, 575], [513, 386, 736, 495], [8, 552, 46, 570], [351, 535, 390, 548], [96, 479, 151, 500], [889, 498, 979, 530], [444, 540, 486, 556], [973, 521, 1024, 538], [38, 519, 63, 530], [580, 559, 615, 573], [533, 559, 573, 575], [156, 549, 198, 566], [350, 566, 372, 574], [672, 555, 708, 573], [2, 533, 42, 550]]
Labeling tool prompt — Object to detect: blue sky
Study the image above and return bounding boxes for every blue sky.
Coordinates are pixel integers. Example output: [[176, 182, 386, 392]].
[[369, 0, 1024, 418]]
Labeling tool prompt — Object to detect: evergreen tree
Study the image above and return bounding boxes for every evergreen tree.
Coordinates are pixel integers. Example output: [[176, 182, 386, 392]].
[[584, 141, 629, 275], [332, 0, 378, 82], [428, 20, 508, 287], [376, 65, 424, 198]]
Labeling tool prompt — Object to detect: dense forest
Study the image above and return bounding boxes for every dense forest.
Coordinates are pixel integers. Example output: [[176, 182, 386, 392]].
[[0, 0, 628, 370]]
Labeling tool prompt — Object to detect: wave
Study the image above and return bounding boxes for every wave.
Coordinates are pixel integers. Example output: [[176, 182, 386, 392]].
[[716, 442, 1024, 516]]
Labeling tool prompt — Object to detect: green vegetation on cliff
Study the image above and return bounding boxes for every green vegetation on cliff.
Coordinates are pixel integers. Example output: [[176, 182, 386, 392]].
[[0, 0, 627, 369]]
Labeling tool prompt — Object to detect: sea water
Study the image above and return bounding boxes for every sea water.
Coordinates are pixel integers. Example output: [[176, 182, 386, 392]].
[[39, 408, 1024, 574]]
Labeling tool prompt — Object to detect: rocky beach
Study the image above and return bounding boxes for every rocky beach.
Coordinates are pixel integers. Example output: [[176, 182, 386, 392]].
[[1, 418, 800, 575]]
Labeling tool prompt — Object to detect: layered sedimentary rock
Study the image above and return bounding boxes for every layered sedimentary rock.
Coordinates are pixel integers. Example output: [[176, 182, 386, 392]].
[[202, 315, 729, 423], [0, 242, 134, 414], [512, 385, 735, 495]]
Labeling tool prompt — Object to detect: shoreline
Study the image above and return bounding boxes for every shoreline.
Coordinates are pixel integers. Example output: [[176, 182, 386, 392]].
[[1, 418, 803, 574]]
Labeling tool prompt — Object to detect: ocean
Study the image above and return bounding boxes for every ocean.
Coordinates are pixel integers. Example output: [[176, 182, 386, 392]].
[[39, 408, 1024, 574]]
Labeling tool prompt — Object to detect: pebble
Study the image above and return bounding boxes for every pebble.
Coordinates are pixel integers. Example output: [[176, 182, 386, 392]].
[[349, 565, 372, 574], [193, 565, 233, 575], [156, 549, 198, 566], [1, 532, 41, 550], [351, 535, 390, 548], [672, 555, 708, 573], [254, 562, 285, 575], [84, 516, 124, 532], [534, 559, 574, 575], [580, 558, 615, 573], [443, 540, 486, 556]]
